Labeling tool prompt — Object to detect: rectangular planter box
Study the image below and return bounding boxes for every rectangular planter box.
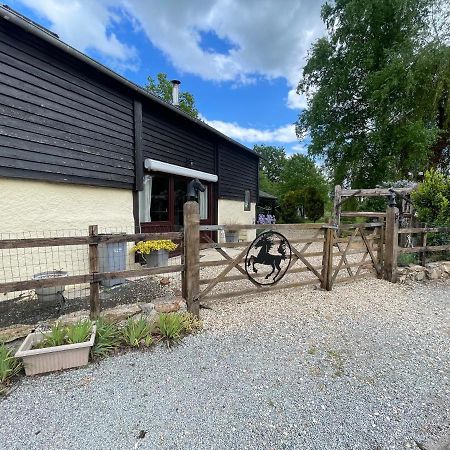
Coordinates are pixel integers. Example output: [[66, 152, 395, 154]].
[[144, 249, 169, 267], [15, 325, 96, 376]]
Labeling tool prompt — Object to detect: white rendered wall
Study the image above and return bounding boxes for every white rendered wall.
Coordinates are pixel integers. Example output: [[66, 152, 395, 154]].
[[217, 199, 256, 242]]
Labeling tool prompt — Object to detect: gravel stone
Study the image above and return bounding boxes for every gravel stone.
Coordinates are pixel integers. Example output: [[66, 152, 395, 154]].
[[1, 278, 449, 450]]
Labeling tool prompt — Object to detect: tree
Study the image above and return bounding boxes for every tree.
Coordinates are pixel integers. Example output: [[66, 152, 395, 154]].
[[278, 154, 329, 202], [253, 145, 287, 183], [297, 0, 450, 187], [144, 73, 199, 119]]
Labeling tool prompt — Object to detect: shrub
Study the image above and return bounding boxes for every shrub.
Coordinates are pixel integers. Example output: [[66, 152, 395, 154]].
[[122, 317, 153, 348], [157, 313, 185, 347], [92, 318, 121, 358], [180, 313, 202, 334], [0, 342, 22, 392], [66, 320, 93, 344]]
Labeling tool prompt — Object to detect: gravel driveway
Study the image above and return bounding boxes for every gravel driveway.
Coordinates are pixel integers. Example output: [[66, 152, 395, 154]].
[[1, 278, 449, 450]]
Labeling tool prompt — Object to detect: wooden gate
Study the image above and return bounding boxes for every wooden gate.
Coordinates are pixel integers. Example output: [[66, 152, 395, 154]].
[[330, 223, 384, 284], [182, 202, 385, 315]]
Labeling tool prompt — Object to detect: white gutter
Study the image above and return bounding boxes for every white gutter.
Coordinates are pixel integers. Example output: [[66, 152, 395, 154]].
[[144, 159, 218, 183]]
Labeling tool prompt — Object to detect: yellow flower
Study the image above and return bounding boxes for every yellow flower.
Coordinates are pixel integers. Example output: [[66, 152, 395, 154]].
[[130, 240, 178, 255]]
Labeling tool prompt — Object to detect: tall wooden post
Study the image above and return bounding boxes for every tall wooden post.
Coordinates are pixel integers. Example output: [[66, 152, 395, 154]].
[[89, 225, 100, 319], [183, 202, 200, 317], [384, 207, 399, 282], [321, 225, 334, 291], [332, 185, 342, 227]]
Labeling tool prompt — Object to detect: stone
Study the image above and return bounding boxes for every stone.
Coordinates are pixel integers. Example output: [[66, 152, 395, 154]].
[[427, 269, 441, 280], [154, 301, 181, 313], [160, 277, 171, 286], [57, 310, 89, 325], [101, 303, 141, 323], [416, 271, 425, 281], [140, 303, 155, 315], [0, 324, 35, 343]]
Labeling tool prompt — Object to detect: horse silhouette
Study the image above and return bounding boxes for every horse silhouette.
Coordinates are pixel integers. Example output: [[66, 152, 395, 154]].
[[246, 235, 287, 281]]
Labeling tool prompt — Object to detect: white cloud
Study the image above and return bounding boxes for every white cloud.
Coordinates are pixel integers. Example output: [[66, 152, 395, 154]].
[[16, 0, 139, 70], [200, 115, 297, 144], [16, 0, 326, 107]]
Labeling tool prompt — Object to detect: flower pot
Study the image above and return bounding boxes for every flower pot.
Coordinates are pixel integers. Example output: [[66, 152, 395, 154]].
[[225, 230, 239, 243], [144, 249, 169, 267], [32, 270, 68, 303], [15, 325, 96, 376]]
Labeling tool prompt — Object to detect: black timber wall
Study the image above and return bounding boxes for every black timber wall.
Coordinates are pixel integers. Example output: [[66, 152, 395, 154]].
[[142, 103, 215, 174], [218, 142, 258, 203], [0, 20, 135, 188]]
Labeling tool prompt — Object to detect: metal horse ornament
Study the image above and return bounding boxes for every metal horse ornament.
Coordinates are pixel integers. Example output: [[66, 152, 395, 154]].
[[245, 231, 292, 285]]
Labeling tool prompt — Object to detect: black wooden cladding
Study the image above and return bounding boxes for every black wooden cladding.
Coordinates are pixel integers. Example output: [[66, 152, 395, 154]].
[[219, 143, 259, 203], [0, 17, 258, 198], [0, 20, 135, 188], [142, 104, 216, 174]]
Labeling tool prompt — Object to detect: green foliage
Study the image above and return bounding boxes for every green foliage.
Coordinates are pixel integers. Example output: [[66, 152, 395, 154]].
[[254, 145, 287, 183], [144, 73, 199, 119], [38, 322, 67, 348], [280, 190, 303, 223], [0, 342, 21, 387], [411, 169, 450, 247], [157, 313, 185, 347], [258, 171, 278, 197], [278, 154, 329, 202], [92, 318, 121, 358], [122, 317, 153, 348], [303, 186, 325, 222], [297, 0, 450, 186], [180, 313, 202, 334], [411, 169, 450, 224], [66, 320, 93, 345], [398, 253, 418, 267], [279, 186, 325, 223]]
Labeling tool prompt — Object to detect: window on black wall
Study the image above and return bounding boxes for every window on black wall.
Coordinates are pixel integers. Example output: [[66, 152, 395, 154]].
[[244, 190, 251, 211], [150, 175, 169, 221]]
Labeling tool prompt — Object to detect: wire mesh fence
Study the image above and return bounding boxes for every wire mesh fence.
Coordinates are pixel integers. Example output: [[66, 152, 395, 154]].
[[0, 226, 184, 330]]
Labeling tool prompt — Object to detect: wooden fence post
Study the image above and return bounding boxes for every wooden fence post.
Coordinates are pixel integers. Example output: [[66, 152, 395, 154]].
[[183, 202, 200, 317], [89, 225, 100, 319], [332, 185, 342, 227], [384, 207, 399, 282], [321, 225, 334, 290]]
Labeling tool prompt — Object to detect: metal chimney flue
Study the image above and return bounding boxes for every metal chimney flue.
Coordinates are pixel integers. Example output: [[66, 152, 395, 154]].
[[171, 79, 180, 106]]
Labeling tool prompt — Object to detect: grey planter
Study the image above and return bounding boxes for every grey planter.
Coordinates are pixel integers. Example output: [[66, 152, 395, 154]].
[[32, 270, 68, 303], [225, 230, 239, 243], [98, 241, 126, 287], [15, 325, 96, 376], [144, 249, 169, 267]]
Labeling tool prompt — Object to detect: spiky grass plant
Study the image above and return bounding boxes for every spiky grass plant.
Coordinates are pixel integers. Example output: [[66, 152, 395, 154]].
[[37, 322, 67, 348], [66, 320, 93, 344], [121, 317, 153, 348], [92, 318, 121, 358], [157, 313, 185, 348], [0, 342, 22, 392]]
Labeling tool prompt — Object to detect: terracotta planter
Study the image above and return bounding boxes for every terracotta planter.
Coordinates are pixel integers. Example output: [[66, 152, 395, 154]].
[[15, 325, 96, 376]]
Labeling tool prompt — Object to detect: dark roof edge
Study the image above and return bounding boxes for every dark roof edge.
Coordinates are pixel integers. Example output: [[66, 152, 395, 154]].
[[0, 5, 258, 157]]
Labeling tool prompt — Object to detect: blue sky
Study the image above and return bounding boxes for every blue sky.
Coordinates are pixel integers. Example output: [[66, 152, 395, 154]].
[[8, 0, 326, 155]]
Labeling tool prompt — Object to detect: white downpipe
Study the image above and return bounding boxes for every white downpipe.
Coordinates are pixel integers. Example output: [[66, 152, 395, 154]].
[[144, 158, 218, 183]]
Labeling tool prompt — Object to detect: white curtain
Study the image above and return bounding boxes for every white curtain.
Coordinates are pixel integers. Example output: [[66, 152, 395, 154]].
[[199, 186, 208, 220], [139, 175, 152, 222]]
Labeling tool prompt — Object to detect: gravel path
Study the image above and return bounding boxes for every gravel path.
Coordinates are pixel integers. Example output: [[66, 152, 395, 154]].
[[1, 278, 449, 450]]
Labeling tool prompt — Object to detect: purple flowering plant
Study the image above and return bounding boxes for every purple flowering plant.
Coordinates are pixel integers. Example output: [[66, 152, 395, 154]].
[[257, 213, 276, 224]]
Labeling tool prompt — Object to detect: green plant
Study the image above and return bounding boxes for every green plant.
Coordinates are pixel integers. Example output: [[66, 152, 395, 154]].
[[92, 318, 121, 358], [157, 313, 185, 347], [122, 317, 153, 348], [180, 313, 202, 334], [0, 342, 22, 389], [398, 253, 418, 267], [66, 320, 92, 344], [37, 322, 67, 348]]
